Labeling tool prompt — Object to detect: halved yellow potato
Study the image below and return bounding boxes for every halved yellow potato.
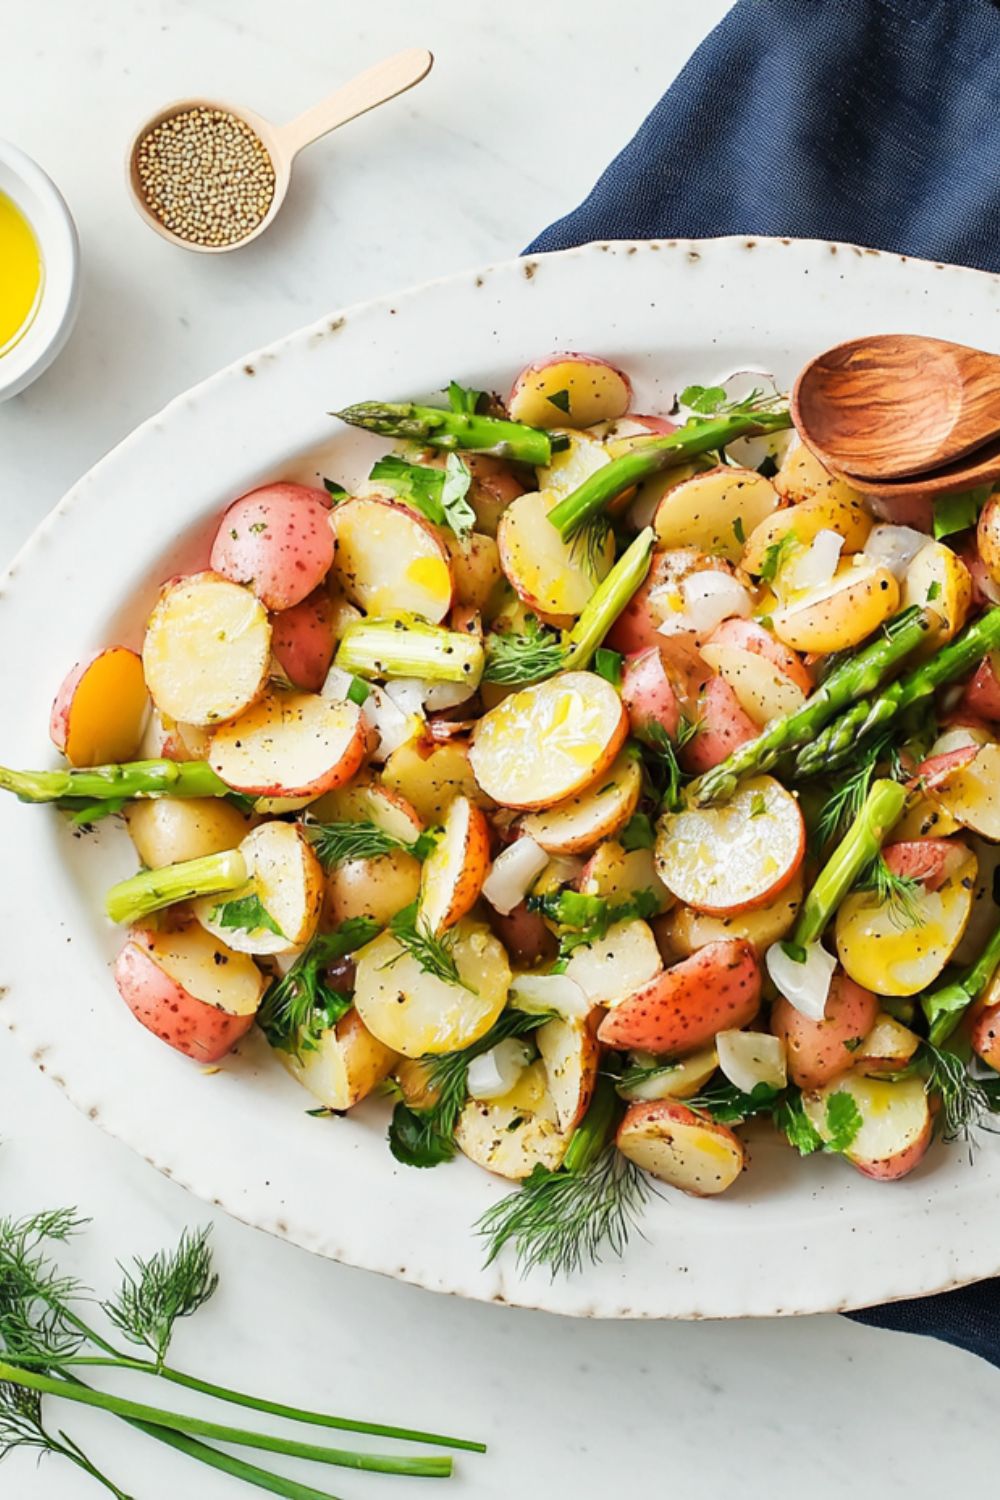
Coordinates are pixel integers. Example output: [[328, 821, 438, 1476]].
[[658, 868, 803, 957], [901, 541, 972, 653], [618, 1046, 719, 1102], [308, 778, 424, 842], [508, 354, 631, 430], [142, 571, 272, 727], [353, 918, 510, 1056], [773, 441, 867, 505], [209, 691, 366, 799], [382, 738, 492, 823], [520, 750, 642, 854], [418, 794, 490, 933], [276, 1008, 398, 1110], [770, 559, 899, 653], [455, 1060, 568, 1179], [892, 790, 962, 841], [835, 843, 976, 995], [469, 671, 628, 810], [741, 495, 873, 576], [655, 775, 805, 916], [627, 461, 709, 530], [578, 840, 673, 912], [497, 489, 614, 618], [536, 429, 611, 498], [536, 1016, 600, 1132], [802, 1073, 932, 1181], [324, 849, 422, 928], [194, 821, 323, 955], [653, 466, 779, 561], [124, 797, 255, 870], [564, 918, 664, 1008], [616, 1099, 745, 1195], [330, 496, 454, 623], [925, 741, 1000, 840]]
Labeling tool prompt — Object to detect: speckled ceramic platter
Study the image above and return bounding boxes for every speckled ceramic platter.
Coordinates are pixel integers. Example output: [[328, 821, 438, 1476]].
[[3, 237, 1000, 1319]]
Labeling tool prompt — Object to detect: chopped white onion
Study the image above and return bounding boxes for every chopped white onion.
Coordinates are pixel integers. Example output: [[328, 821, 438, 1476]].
[[863, 525, 930, 581], [765, 940, 836, 1022], [322, 667, 416, 762], [467, 1039, 534, 1101], [510, 972, 592, 1021], [656, 571, 752, 639], [385, 676, 476, 714], [384, 679, 427, 720], [783, 529, 843, 592], [481, 837, 549, 915], [716, 1029, 787, 1094]]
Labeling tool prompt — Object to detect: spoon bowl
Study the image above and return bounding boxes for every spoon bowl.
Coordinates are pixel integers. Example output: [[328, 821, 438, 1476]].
[[793, 333, 1000, 482]]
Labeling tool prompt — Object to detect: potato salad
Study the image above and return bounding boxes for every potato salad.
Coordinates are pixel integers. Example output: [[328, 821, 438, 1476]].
[[8, 351, 1000, 1276]]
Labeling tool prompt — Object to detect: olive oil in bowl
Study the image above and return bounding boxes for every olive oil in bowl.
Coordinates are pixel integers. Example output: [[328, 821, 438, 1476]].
[[0, 189, 43, 356]]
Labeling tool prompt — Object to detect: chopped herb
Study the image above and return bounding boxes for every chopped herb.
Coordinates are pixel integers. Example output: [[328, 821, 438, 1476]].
[[347, 675, 371, 707], [308, 819, 425, 868], [619, 812, 655, 851], [369, 452, 475, 540], [732, 516, 745, 545], [680, 383, 728, 415], [856, 854, 922, 929], [322, 477, 347, 499], [546, 388, 571, 414], [926, 580, 942, 602], [483, 614, 566, 685], [387, 902, 471, 990], [528, 887, 660, 958], [213, 893, 283, 938], [681, 1080, 782, 1123], [823, 1090, 863, 1153], [257, 918, 379, 1054], [923, 1040, 1000, 1146], [759, 529, 799, 583], [643, 717, 699, 812], [440, 452, 476, 540], [305, 1107, 335, 1118], [774, 1091, 824, 1155], [248, 521, 268, 535], [594, 647, 623, 689], [749, 791, 767, 818]]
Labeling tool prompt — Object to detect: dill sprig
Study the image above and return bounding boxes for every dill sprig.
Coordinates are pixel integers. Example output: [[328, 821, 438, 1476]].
[[483, 615, 567, 685], [642, 717, 700, 811], [923, 1042, 1000, 1147], [257, 917, 379, 1054], [307, 819, 415, 868], [855, 854, 923, 929], [811, 729, 904, 849], [103, 1228, 218, 1369], [0, 1209, 89, 1364], [387, 903, 470, 990], [568, 512, 613, 581], [0, 1381, 132, 1498]]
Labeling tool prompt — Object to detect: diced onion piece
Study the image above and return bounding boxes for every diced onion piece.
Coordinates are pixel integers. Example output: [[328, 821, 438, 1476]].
[[782, 529, 843, 592], [323, 666, 417, 762], [765, 940, 836, 1021], [384, 679, 427, 719], [510, 972, 592, 1021], [467, 1038, 534, 1101], [716, 1029, 787, 1094], [482, 837, 549, 915], [656, 571, 752, 639], [863, 524, 930, 580]]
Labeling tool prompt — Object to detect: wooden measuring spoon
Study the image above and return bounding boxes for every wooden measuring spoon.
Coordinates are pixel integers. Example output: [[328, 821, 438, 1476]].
[[792, 334, 1000, 482], [127, 48, 433, 253]]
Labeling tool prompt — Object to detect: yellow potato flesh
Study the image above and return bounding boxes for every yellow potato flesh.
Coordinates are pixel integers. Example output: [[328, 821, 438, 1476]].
[[194, 821, 323, 955], [655, 775, 803, 914], [142, 573, 271, 727], [774, 442, 866, 505], [928, 743, 1000, 840], [537, 429, 611, 497], [510, 360, 630, 430], [770, 561, 898, 653], [124, 797, 254, 869], [617, 1110, 744, 1194], [145, 925, 264, 1014], [654, 466, 779, 561], [698, 642, 807, 727], [802, 1073, 930, 1168], [209, 692, 362, 797], [741, 495, 872, 576], [325, 849, 421, 928], [580, 841, 673, 911], [498, 489, 614, 617], [382, 740, 490, 824], [618, 1047, 719, 1102], [563, 918, 663, 1007], [331, 498, 453, 623], [835, 848, 976, 995], [901, 541, 972, 654], [277, 1009, 397, 1110], [661, 869, 804, 957], [455, 1061, 567, 1180], [521, 750, 642, 853], [309, 780, 423, 841]]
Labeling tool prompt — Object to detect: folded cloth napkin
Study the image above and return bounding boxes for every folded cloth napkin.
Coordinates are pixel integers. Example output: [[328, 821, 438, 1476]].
[[527, 0, 1000, 1364]]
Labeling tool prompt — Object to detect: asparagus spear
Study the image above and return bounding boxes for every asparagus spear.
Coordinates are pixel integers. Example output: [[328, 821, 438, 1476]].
[[0, 759, 229, 806], [105, 850, 247, 924], [335, 615, 485, 682], [795, 607, 1000, 777], [790, 779, 908, 950], [333, 400, 555, 467], [923, 917, 1000, 1047], [547, 409, 792, 541], [691, 606, 932, 805]]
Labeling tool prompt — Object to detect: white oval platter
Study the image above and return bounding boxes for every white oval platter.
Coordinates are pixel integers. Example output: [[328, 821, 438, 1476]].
[[3, 236, 1000, 1319]]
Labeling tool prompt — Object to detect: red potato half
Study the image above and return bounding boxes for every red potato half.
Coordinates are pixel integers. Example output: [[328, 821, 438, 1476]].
[[309, 778, 424, 843], [923, 740, 1000, 840], [469, 671, 628, 810], [770, 972, 879, 1091], [605, 547, 730, 655], [536, 1015, 600, 1132], [802, 1073, 933, 1181], [383, 737, 492, 824], [114, 924, 265, 1063], [616, 1100, 745, 1196], [621, 647, 682, 743], [277, 1007, 398, 1111], [882, 838, 964, 893], [195, 820, 323, 955], [497, 489, 614, 618], [210, 483, 333, 612], [959, 653, 1000, 722], [455, 1060, 568, 1179], [659, 868, 803, 958], [50, 647, 148, 766], [465, 455, 526, 537], [324, 848, 422, 929], [270, 589, 336, 692], [853, 1012, 922, 1077], [507, 353, 631, 430], [563, 917, 664, 1008], [598, 938, 760, 1055], [679, 675, 758, 775], [209, 691, 366, 798], [579, 840, 673, 913], [330, 496, 454, 624], [142, 571, 272, 728], [655, 774, 805, 916], [418, 794, 490, 933], [520, 750, 642, 855], [700, 618, 812, 728], [124, 797, 256, 870]]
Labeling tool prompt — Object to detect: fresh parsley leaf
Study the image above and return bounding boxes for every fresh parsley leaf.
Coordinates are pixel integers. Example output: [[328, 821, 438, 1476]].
[[824, 1091, 863, 1153], [528, 887, 660, 958], [926, 580, 941, 602], [774, 1092, 824, 1155], [759, 529, 799, 583], [619, 812, 655, 851], [388, 1102, 456, 1168], [681, 1080, 782, 1124], [440, 452, 476, 540], [257, 918, 378, 1054], [322, 477, 347, 500], [369, 452, 475, 541], [213, 893, 284, 938], [680, 383, 728, 415], [594, 647, 623, 689], [932, 485, 990, 541], [347, 675, 370, 706], [447, 379, 483, 415], [546, 388, 572, 414]]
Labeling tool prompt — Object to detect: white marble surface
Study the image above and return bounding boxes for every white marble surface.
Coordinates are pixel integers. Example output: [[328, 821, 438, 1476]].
[[0, 2, 994, 1496]]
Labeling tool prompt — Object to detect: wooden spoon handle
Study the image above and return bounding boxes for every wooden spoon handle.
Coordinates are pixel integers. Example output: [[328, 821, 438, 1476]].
[[276, 48, 433, 159]]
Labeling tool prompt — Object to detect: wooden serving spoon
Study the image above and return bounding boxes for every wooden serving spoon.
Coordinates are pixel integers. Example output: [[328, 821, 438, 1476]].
[[793, 334, 1000, 482]]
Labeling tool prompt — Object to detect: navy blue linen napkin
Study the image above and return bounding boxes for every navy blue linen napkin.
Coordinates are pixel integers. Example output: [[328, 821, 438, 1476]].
[[527, 0, 1000, 1363]]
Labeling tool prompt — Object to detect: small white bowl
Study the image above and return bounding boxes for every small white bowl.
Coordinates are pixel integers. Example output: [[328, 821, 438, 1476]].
[[0, 139, 80, 402]]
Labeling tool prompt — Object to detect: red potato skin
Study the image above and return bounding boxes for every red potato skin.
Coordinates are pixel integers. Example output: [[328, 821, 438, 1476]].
[[628, 414, 677, 436], [487, 899, 558, 968], [882, 839, 960, 893], [849, 1118, 933, 1182], [770, 974, 879, 1090], [621, 647, 681, 742], [680, 675, 758, 774], [615, 1099, 746, 1197], [705, 616, 813, 696], [210, 483, 334, 612], [605, 549, 729, 655], [113, 939, 255, 1063], [597, 938, 760, 1054], [960, 657, 1000, 722], [209, 706, 368, 798], [271, 590, 336, 692], [970, 1000, 1000, 1071], [911, 743, 979, 792]]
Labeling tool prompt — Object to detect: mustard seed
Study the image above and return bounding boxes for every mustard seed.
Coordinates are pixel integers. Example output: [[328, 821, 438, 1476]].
[[135, 107, 276, 247]]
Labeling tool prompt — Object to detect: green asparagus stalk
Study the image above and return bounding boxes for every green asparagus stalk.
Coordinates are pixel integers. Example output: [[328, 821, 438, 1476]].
[[691, 606, 932, 805], [105, 850, 247, 924], [334, 615, 485, 683], [547, 410, 792, 541], [795, 607, 1000, 777], [923, 917, 1000, 1046], [333, 400, 554, 466], [0, 758, 229, 805], [788, 779, 907, 952]]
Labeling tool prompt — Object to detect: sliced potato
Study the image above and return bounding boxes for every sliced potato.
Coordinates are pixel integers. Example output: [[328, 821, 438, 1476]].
[[892, 790, 962, 841], [324, 848, 422, 928], [508, 353, 631, 430], [770, 972, 878, 1091], [700, 619, 811, 727], [598, 939, 760, 1055], [835, 842, 976, 995], [455, 1061, 567, 1179], [977, 492, 1000, 586], [925, 741, 1000, 839], [536, 1016, 600, 1132], [802, 1073, 932, 1181], [353, 918, 510, 1056], [853, 1013, 921, 1077], [953, 836, 1000, 965], [142, 572, 272, 727], [536, 428, 611, 498], [382, 737, 491, 823], [124, 797, 255, 870], [655, 775, 804, 915], [579, 840, 673, 913], [660, 869, 803, 958], [330, 496, 453, 623], [773, 441, 867, 506], [308, 779, 424, 842], [564, 918, 663, 1008], [446, 531, 503, 613], [277, 1008, 398, 1110], [209, 691, 366, 799], [520, 750, 642, 854], [627, 462, 709, 531], [900, 541, 972, 653], [653, 466, 779, 561], [770, 559, 899, 653], [50, 647, 149, 766], [616, 1099, 745, 1196], [617, 1046, 719, 1102], [469, 671, 628, 810], [498, 489, 614, 618], [194, 820, 323, 955], [742, 495, 873, 576], [418, 794, 490, 933]]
